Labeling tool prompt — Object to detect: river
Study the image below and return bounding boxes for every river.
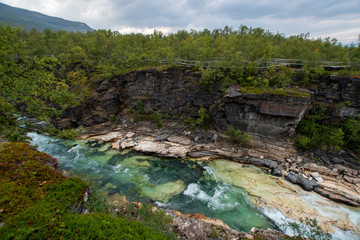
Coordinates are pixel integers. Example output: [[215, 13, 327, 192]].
[[28, 132, 360, 239]]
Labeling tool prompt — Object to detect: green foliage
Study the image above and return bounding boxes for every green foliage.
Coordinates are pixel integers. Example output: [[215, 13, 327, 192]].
[[196, 106, 211, 127], [1, 24, 357, 140], [129, 170, 153, 204], [283, 218, 332, 240], [0, 24, 77, 141], [200, 67, 225, 91], [301, 65, 326, 86], [122, 202, 176, 240], [337, 101, 353, 108], [261, 64, 293, 88], [55, 127, 84, 140], [296, 119, 344, 151], [12, 25, 354, 94], [66, 70, 92, 99], [296, 134, 313, 150], [200, 62, 296, 93], [238, 86, 311, 97], [0, 142, 171, 239], [84, 178, 113, 215], [120, 170, 175, 239], [136, 204, 175, 239], [185, 116, 196, 127], [210, 229, 219, 238], [224, 125, 252, 146], [129, 100, 164, 127], [184, 107, 211, 128], [297, 116, 359, 153], [343, 118, 360, 153], [54, 213, 168, 240]]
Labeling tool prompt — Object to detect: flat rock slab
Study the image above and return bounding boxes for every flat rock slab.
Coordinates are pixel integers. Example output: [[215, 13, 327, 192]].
[[89, 132, 123, 142], [167, 135, 192, 145], [134, 139, 189, 158], [318, 180, 360, 203], [187, 151, 218, 158]]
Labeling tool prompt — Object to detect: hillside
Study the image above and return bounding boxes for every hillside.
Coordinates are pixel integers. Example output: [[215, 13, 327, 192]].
[[0, 2, 93, 33]]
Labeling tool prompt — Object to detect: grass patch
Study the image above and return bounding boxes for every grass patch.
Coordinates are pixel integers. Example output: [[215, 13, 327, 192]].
[[238, 86, 311, 97]]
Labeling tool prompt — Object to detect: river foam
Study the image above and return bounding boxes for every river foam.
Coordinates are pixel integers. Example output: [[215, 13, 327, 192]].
[[27, 132, 360, 237]]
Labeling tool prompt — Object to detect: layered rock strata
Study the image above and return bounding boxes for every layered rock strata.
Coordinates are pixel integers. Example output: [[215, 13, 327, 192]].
[[58, 67, 360, 229], [82, 121, 360, 208], [59, 67, 311, 138]]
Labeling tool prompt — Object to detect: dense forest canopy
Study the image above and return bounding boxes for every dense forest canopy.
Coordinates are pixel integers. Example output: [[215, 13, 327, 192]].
[[19, 25, 359, 71], [0, 24, 359, 141]]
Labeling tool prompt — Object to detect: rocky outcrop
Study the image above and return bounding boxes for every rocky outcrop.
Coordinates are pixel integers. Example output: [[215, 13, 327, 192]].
[[83, 121, 360, 208], [308, 75, 360, 120], [59, 66, 360, 213], [59, 87, 125, 128], [221, 85, 310, 137], [168, 211, 285, 240], [59, 67, 311, 139], [109, 192, 286, 240]]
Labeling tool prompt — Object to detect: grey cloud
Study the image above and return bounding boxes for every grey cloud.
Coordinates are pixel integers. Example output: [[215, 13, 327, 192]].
[[108, 0, 191, 27], [2, 0, 360, 43]]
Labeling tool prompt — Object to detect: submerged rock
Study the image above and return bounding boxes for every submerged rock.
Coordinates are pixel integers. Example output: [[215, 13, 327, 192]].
[[143, 180, 186, 203], [121, 156, 151, 168]]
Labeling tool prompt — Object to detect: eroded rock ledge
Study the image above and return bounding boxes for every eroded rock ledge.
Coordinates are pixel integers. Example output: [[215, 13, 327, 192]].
[[59, 67, 312, 139], [56, 66, 360, 207], [109, 192, 286, 240], [81, 120, 360, 209], [168, 211, 284, 240]]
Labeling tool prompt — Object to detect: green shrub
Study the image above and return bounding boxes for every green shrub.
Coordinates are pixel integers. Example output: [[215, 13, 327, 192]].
[[200, 67, 217, 91], [343, 118, 360, 154], [54, 213, 168, 240], [56, 127, 84, 140], [129, 100, 163, 127], [296, 116, 360, 153], [296, 119, 345, 151], [196, 106, 211, 127], [185, 116, 196, 127], [224, 125, 252, 146], [297, 135, 313, 150]]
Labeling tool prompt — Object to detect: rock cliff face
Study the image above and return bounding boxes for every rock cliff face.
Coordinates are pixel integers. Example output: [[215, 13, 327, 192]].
[[309, 75, 360, 119], [221, 86, 310, 137], [59, 67, 313, 138]]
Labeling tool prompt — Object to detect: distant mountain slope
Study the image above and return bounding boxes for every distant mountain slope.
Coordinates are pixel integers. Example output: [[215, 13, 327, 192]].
[[0, 3, 94, 33]]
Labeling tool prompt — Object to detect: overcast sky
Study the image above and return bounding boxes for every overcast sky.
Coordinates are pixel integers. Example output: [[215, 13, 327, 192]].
[[2, 0, 360, 44]]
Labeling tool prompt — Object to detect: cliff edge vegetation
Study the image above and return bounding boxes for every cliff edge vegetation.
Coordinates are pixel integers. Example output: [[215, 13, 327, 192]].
[[1, 24, 359, 147], [0, 142, 173, 239]]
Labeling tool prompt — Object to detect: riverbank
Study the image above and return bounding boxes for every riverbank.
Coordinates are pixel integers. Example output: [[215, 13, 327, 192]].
[[82, 120, 360, 205], [1, 138, 294, 239], [79, 119, 360, 234], [55, 66, 359, 209]]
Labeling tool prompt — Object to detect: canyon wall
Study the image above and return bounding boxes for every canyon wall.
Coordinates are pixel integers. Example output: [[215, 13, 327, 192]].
[[59, 67, 338, 139]]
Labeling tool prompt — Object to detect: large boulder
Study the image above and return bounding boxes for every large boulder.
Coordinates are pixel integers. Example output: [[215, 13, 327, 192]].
[[285, 172, 318, 191]]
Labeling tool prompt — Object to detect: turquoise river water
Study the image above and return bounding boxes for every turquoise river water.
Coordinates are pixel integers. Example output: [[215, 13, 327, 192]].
[[28, 132, 360, 239]]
